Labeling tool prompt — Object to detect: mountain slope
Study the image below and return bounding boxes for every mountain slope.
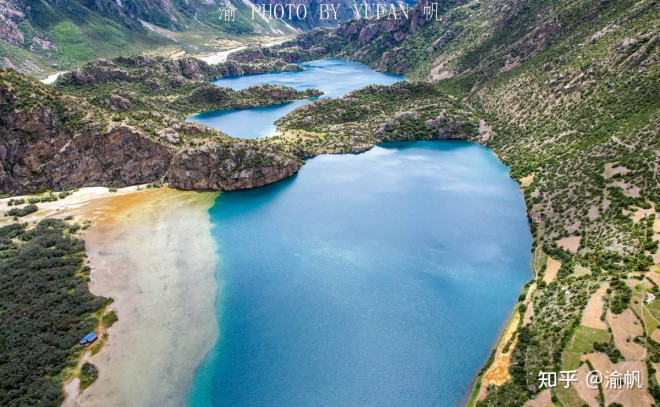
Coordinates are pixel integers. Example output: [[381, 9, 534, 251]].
[[0, 56, 323, 194], [0, 0, 421, 75], [0, 0, 299, 75], [264, 2, 659, 405]]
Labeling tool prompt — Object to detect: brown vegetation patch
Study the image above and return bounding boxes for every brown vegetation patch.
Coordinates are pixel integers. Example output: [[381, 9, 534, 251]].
[[544, 257, 561, 283], [647, 271, 660, 287], [557, 236, 581, 253], [612, 180, 641, 198], [587, 205, 600, 221], [572, 363, 600, 407], [523, 283, 537, 326], [608, 309, 645, 360], [604, 163, 630, 179], [520, 173, 535, 188], [623, 205, 655, 223], [582, 353, 653, 407], [523, 389, 554, 407], [523, 301, 535, 326], [581, 283, 609, 330]]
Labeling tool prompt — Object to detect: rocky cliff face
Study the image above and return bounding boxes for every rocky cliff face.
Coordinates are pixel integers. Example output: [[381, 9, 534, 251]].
[[264, 0, 455, 73], [0, 68, 304, 195], [0, 85, 172, 194], [0, 0, 24, 47], [0, 121, 172, 194], [61, 56, 305, 88], [168, 143, 302, 190]]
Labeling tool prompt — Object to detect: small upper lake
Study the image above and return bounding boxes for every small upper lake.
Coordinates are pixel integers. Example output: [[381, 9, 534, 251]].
[[187, 59, 533, 406], [187, 59, 403, 138]]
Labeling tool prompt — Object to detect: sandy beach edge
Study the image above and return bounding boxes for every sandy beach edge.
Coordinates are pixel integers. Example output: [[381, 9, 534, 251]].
[[1, 186, 221, 406], [77, 187, 219, 407]]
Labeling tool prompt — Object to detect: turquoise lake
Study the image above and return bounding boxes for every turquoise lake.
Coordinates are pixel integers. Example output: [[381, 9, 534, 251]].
[[188, 60, 533, 406], [187, 59, 403, 139]]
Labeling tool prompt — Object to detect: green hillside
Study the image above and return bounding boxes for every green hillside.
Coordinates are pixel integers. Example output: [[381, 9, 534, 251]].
[[0, 0, 299, 75]]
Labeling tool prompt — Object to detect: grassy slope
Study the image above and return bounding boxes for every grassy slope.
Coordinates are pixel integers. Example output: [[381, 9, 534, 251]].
[[1, 0, 298, 76], [14, 0, 175, 66]]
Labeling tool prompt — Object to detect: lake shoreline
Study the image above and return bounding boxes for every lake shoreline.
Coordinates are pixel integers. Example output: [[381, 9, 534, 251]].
[[11, 53, 534, 405], [25, 187, 221, 407], [79, 188, 218, 407], [190, 140, 532, 406], [0, 141, 529, 407]]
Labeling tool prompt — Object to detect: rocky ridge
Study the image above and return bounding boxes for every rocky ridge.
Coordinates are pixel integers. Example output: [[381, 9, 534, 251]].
[[0, 62, 309, 195]]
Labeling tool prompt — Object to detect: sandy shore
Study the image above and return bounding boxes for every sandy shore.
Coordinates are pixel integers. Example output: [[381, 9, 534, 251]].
[[41, 187, 221, 406]]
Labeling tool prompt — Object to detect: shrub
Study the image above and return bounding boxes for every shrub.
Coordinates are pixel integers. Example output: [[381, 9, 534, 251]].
[[79, 362, 99, 390], [5, 204, 38, 217], [102, 311, 118, 327]]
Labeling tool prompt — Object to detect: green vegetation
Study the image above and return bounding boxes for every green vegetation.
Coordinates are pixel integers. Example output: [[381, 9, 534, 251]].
[[274, 81, 477, 157], [0, 219, 106, 406], [593, 341, 624, 363], [4, 203, 38, 218], [555, 384, 587, 407], [47, 56, 322, 145], [609, 278, 633, 314], [79, 362, 99, 391], [6, 198, 25, 206], [568, 326, 610, 354], [6, 193, 71, 210], [562, 326, 610, 369], [102, 310, 119, 328], [0, 0, 174, 73]]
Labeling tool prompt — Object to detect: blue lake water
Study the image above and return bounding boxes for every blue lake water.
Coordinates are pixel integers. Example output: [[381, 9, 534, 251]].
[[187, 60, 533, 407], [187, 59, 403, 138]]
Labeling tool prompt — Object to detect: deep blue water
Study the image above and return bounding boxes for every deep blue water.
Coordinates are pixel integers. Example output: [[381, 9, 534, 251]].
[[187, 59, 532, 406], [187, 59, 403, 138], [188, 142, 532, 406]]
